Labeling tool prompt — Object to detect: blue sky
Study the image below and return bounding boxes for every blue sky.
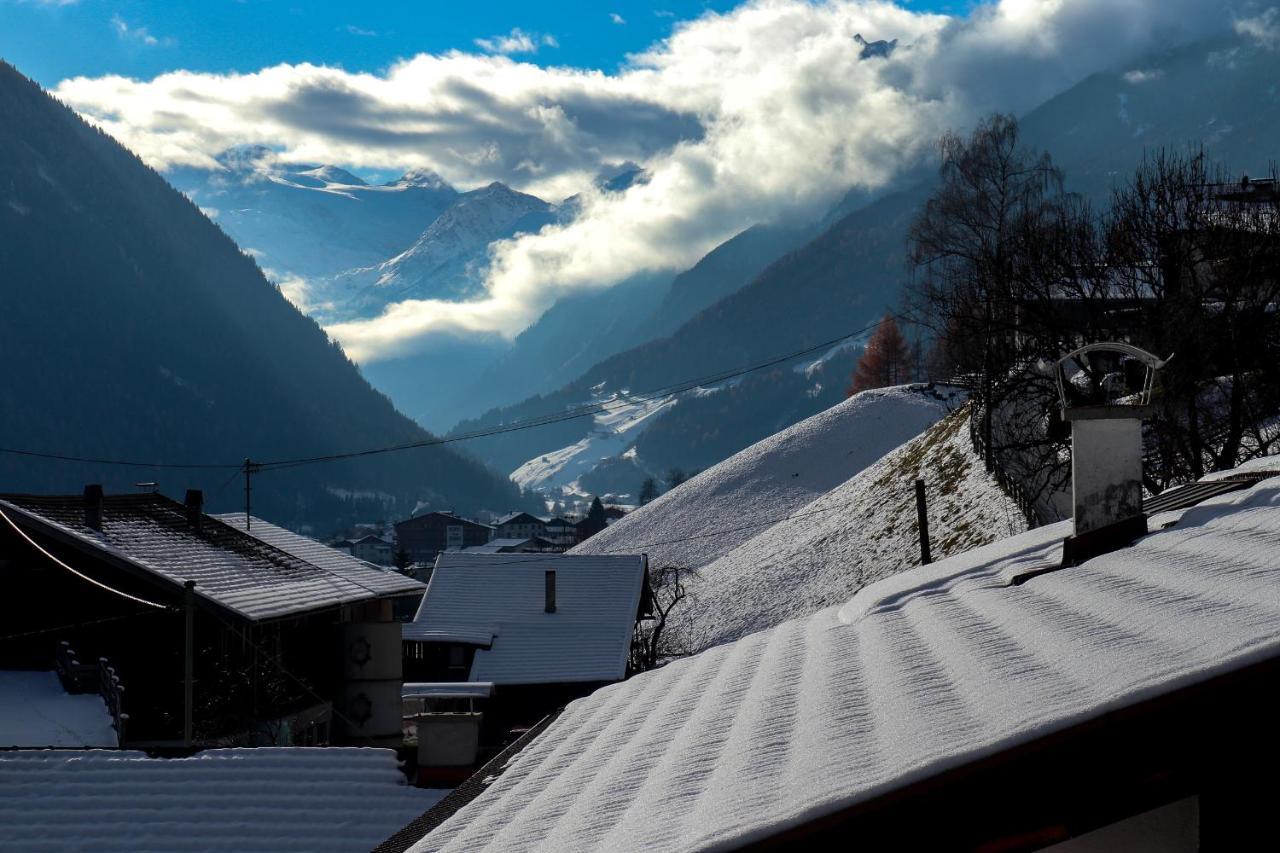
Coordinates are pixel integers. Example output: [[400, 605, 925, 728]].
[[3, 1, 963, 85]]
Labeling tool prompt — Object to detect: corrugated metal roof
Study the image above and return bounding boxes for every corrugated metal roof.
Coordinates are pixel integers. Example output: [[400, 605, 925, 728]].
[[0, 494, 421, 622], [1143, 479, 1251, 515], [409, 477, 1280, 852], [0, 747, 442, 853], [403, 554, 645, 685]]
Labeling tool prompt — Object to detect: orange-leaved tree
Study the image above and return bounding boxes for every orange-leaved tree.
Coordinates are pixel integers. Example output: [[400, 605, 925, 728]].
[[847, 313, 911, 396]]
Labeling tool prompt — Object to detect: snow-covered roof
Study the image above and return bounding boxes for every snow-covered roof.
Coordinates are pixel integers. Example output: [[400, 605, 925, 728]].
[[214, 514, 420, 588], [572, 385, 961, 570], [0, 671, 117, 747], [409, 473, 1280, 852], [0, 747, 444, 853], [494, 512, 544, 527], [403, 554, 646, 685], [460, 537, 550, 554], [0, 494, 423, 622]]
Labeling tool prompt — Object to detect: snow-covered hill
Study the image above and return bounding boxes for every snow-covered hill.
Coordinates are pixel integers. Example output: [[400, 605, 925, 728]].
[[511, 386, 679, 497], [572, 384, 963, 569], [675, 406, 1026, 650], [338, 182, 553, 304], [170, 149, 459, 300]]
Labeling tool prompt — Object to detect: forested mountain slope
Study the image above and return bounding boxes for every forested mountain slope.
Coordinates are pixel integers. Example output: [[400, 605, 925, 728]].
[[0, 62, 529, 532]]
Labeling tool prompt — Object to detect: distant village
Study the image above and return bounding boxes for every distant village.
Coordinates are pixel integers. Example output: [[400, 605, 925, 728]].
[[330, 500, 628, 574]]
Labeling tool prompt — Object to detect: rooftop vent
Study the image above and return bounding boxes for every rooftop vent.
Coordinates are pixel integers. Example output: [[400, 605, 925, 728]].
[[184, 489, 204, 533], [1055, 343, 1167, 565], [83, 484, 104, 531], [545, 570, 556, 613]]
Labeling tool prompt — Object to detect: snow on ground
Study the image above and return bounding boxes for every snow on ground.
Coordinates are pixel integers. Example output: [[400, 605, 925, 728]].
[[510, 390, 679, 494], [572, 384, 963, 571], [0, 747, 446, 853], [675, 406, 1027, 651], [0, 671, 118, 747]]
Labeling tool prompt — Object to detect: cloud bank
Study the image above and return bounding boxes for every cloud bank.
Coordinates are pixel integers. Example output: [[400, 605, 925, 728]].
[[56, 0, 1236, 362]]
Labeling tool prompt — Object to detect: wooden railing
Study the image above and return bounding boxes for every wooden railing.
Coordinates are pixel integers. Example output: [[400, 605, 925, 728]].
[[968, 403, 1042, 529], [55, 641, 128, 746]]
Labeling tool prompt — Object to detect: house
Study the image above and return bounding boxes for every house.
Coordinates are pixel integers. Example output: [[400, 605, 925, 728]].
[[0, 747, 445, 852], [543, 516, 578, 548], [350, 533, 395, 566], [402, 553, 651, 758], [0, 488, 425, 747], [492, 512, 547, 541], [460, 537, 555, 554], [383, 397, 1280, 850], [395, 512, 493, 565]]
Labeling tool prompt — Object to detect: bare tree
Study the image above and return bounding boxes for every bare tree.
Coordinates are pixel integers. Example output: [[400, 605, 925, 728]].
[[1105, 151, 1280, 488], [630, 565, 696, 674]]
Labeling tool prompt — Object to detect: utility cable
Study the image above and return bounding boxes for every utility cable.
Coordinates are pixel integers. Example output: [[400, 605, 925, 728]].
[[0, 504, 172, 610]]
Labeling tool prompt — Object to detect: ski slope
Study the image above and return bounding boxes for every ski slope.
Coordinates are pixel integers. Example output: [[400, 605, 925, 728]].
[[572, 384, 963, 569]]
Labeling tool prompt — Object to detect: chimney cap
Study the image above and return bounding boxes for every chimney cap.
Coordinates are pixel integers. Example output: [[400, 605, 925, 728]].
[[1055, 342, 1168, 411]]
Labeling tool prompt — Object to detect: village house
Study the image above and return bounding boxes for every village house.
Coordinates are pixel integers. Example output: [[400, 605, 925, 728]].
[[542, 516, 578, 548], [394, 511, 494, 566], [491, 511, 547, 541], [349, 533, 395, 566], [460, 536, 556, 554], [378, 386, 1280, 851], [0, 488, 425, 748], [401, 552, 651, 779]]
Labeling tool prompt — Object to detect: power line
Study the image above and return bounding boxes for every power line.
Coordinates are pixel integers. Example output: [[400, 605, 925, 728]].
[[0, 321, 878, 476], [256, 322, 878, 472], [0, 504, 173, 610], [0, 447, 240, 470]]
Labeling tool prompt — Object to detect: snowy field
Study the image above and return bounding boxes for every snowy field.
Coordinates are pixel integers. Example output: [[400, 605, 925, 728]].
[[510, 388, 679, 495], [675, 407, 1026, 650], [0, 671, 117, 747], [573, 384, 964, 571]]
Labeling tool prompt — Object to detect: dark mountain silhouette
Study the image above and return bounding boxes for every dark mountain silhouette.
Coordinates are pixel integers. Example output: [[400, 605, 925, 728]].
[[0, 62, 529, 533]]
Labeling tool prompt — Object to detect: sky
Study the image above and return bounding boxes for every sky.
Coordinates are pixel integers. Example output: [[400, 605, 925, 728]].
[[2, 1, 962, 86], [1, 1, 1259, 364]]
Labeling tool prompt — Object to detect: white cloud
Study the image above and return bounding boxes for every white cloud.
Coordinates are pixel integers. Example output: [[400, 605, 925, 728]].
[[610, 12, 627, 25], [58, 0, 1232, 363], [1235, 7, 1280, 48], [1122, 68, 1164, 83], [346, 25, 377, 37], [110, 14, 173, 47], [474, 28, 558, 54]]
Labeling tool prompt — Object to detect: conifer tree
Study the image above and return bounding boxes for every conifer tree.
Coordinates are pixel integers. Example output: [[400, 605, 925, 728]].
[[847, 314, 911, 395]]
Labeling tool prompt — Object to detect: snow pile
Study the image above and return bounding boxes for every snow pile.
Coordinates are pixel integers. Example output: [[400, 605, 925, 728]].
[[573, 385, 962, 570], [0, 747, 445, 853], [679, 407, 1026, 650], [0, 671, 117, 747], [410, 472, 1280, 853]]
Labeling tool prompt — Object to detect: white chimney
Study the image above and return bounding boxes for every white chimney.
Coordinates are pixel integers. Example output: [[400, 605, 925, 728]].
[[1055, 344, 1166, 565]]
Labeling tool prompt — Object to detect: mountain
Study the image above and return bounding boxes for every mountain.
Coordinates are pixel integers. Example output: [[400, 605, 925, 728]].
[[452, 30, 1280, 501], [0, 61, 531, 533], [169, 150, 459, 300], [362, 218, 812, 434], [334, 182, 554, 309]]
